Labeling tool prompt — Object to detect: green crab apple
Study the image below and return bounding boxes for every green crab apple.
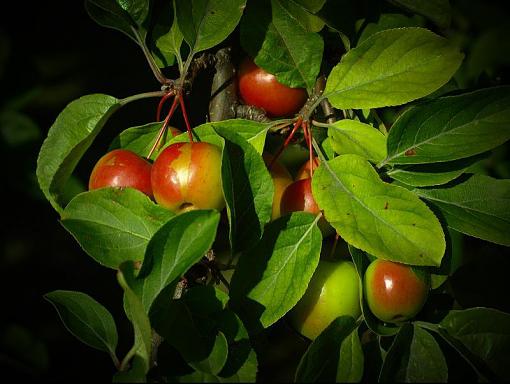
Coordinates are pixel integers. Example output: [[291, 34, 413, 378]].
[[88, 149, 153, 198], [238, 57, 307, 117], [151, 142, 225, 213], [364, 259, 431, 324], [288, 260, 361, 340]]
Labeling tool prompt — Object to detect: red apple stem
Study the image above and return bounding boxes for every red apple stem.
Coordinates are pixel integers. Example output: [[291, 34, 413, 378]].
[[178, 95, 194, 143], [305, 121, 315, 177], [147, 95, 180, 160], [156, 91, 175, 121], [269, 117, 303, 170]]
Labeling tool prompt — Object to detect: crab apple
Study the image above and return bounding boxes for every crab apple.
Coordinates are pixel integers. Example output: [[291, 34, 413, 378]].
[[364, 259, 431, 324], [289, 260, 361, 340], [151, 142, 225, 213], [280, 177, 334, 236], [296, 156, 320, 180], [238, 57, 307, 117], [263, 154, 293, 220], [88, 149, 153, 198]]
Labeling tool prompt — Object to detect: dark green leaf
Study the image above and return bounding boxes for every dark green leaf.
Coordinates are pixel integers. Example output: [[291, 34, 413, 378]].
[[0, 110, 41, 147], [295, 316, 360, 382], [278, 0, 325, 33], [383, 87, 510, 165], [115, 265, 152, 382], [440, 307, 510, 380], [85, 0, 135, 40], [175, 0, 247, 53], [150, 0, 182, 68], [313, 155, 445, 266], [386, 154, 487, 187], [61, 188, 174, 269], [36, 94, 120, 213], [414, 174, 510, 246], [324, 28, 463, 110], [240, 0, 323, 89], [386, 0, 451, 29], [215, 127, 273, 254], [379, 324, 448, 382], [136, 210, 220, 312], [191, 332, 229, 375], [230, 212, 322, 328], [44, 290, 118, 359]]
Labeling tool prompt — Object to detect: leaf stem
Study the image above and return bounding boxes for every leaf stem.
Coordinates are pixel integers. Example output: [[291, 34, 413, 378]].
[[131, 27, 171, 86], [119, 91, 167, 106], [118, 344, 137, 372]]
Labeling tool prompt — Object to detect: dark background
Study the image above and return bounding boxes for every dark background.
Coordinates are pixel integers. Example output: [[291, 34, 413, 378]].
[[1, 1, 509, 382]]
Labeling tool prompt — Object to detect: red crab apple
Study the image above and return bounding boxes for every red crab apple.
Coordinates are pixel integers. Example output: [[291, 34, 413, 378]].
[[263, 154, 293, 221], [289, 260, 361, 340], [238, 57, 307, 117], [151, 142, 225, 213], [280, 177, 334, 237], [88, 149, 153, 198], [295, 156, 320, 180], [364, 259, 431, 324]]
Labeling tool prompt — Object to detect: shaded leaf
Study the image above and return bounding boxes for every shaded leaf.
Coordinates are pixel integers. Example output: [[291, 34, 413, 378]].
[[415, 174, 510, 246]]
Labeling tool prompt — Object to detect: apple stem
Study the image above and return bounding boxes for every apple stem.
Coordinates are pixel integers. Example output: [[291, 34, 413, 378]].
[[269, 117, 303, 170], [147, 95, 180, 159], [304, 120, 315, 177], [178, 95, 194, 143], [329, 232, 340, 260], [156, 91, 175, 121]]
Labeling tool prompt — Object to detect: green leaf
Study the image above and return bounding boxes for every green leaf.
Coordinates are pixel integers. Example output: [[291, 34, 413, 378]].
[[313, 155, 445, 266], [136, 210, 220, 312], [327, 120, 387, 163], [358, 13, 426, 45], [116, 265, 152, 382], [439, 307, 510, 380], [166, 119, 269, 154], [324, 28, 463, 110], [295, 316, 360, 382], [336, 326, 364, 382], [230, 212, 322, 328], [0, 110, 41, 147], [85, 0, 149, 42], [379, 324, 448, 382], [36, 94, 120, 213], [386, 154, 487, 187], [384, 87, 510, 165], [240, 0, 323, 90], [414, 174, 510, 246], [386, 0, 452, 29], [215, 127, 273, 254], [277, 0, 325, 33], [61, 188, 174, 269], [109, 122, 164, 159], [191, 332, 229, 375], [151, 0, 182, 68], [44, 290, 118, 360], [175, 0, 247, 53]]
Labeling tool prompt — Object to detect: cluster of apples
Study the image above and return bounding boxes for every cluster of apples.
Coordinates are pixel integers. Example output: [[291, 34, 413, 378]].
[[89, 57, 431, 342], [89, 141, 225, 214]]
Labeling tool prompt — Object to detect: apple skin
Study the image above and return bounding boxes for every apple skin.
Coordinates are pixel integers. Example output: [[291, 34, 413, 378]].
[[263, 154, 293, 221], [238, 58, 307, 117], [295, 157, 320, 180], [280, 178, 334, 237], [89, 149, 153, 198], [151, 142, 225, 213], [364, 259, 431, 324], [289, 260, 361, 340]]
